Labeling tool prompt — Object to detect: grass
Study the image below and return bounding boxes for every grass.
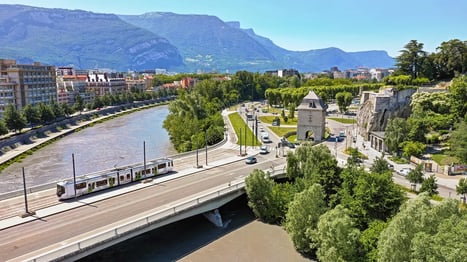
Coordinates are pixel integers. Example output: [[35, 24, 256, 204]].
[[327, 117, 356, 124], [268, 126, 296, 139], [389, 156, 410, 164], [431, 151, 459, 165], [228, 112, 260, 146], [258, 115, 298, 125], [344, 147, 369, 159]]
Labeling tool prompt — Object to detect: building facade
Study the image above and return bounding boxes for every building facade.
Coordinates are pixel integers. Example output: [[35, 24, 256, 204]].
[[297, 90, 327, 142], [0, 59, 57, 116]]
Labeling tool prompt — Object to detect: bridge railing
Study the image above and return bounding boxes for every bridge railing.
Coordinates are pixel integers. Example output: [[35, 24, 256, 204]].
[[22, 165, 286, 262]]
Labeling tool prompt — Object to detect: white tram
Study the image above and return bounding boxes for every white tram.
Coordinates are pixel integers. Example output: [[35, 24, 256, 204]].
[[57, 158, 173, 200]]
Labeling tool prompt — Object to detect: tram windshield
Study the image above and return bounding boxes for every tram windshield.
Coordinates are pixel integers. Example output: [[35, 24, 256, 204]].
[[56, 185, 65, 197]]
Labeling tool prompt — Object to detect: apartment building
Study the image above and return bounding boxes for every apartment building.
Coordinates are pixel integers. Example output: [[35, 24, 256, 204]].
[[0, 59, 57, 116], [56, 66, 94, 106], [86, 72, 126, 97]]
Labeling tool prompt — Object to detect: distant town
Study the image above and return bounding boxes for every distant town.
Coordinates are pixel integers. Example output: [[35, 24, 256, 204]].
[[0, 58, 394, 118]]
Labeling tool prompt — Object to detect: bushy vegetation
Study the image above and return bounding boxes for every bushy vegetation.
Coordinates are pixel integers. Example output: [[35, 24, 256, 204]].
[[245, 144, 417, 260]]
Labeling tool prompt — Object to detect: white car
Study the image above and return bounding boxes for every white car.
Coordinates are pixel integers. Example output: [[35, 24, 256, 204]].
[[259, 145, 269, 154], [399, 168, 412, 176]]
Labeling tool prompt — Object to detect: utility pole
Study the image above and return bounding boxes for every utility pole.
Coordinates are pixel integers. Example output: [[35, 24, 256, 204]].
[[22, 167, 29, 214], [72, 153, 77, 199]]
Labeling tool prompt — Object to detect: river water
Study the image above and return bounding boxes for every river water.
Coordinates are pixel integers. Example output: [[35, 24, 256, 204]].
[[0, 106, 176, 193]]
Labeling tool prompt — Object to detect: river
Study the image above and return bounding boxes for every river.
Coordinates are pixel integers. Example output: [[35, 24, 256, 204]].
[[0, 106, 176, 193]]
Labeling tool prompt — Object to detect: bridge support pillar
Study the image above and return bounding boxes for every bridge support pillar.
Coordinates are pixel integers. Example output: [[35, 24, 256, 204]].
[[203, 208, 223, 227]]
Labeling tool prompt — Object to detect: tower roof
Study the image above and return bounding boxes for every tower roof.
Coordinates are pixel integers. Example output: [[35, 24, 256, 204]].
[[298, 90, 326, 110]]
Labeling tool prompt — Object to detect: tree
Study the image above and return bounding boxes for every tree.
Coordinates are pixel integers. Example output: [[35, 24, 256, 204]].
[[400, 141, 426, 159], [411, 211, 467, 262], [449, 75, 467, 120], [378, 194, 462, 262], [285, 184, 328, 255], [359, 220, 387, 262], [449, 120, 467, 163], [434, 39, 467, 79], [3, 104, 26, 133], [22, 104, 41, 127], [407, 164, 425, 192], [60, 102, 73, 117], [347, 147, 363, 167], [384, 117, 410, 154], [370, 155, 391, 174], [316, 205, 361, 262], [335, 91, 353, 113], [244, 169, 277, 223], [349, 171, 404, 228], [72, 95, 84, 114], [38, 102, 55, 124], [293, 144, 342, 205], [0, 120, 8, 136], [396, 40, 427, 78], [420, 174, 438, 196], [457, 178, 467, 204]]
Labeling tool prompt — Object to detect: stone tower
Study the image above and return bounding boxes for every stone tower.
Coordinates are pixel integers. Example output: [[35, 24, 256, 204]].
[[297, 91, 326, 142]]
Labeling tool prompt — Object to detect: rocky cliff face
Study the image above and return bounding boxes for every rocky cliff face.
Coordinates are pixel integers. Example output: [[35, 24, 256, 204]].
[[357, 88, 415, 139]]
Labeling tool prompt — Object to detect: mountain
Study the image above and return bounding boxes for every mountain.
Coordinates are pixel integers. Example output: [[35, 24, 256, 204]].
[[119, 12, 282, 72], [120, 12, 395, 72], [0, 5, 395, 72], [0, 5, 183, 70]]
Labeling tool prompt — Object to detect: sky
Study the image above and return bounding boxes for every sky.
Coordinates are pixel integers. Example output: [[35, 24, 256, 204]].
[[2, 0, 466, 57]]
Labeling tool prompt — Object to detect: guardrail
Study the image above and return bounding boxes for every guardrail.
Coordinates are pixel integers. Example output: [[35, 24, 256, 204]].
[[20, 166, 286, 262]]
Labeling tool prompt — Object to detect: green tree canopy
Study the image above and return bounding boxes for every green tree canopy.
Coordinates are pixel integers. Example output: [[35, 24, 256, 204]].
[[456, 178, 467, 204], [384, 117, 410, 153], [420, 174, 438, 196], [396, 40, 427, 78], [3, 104, 26, 133], [378, 194, 465, 262], [335, 91, 353, 113], [316, 205, 361, 262], [22, 104, 41, 127], [285, 184, 328, 255], [407, 164, 425, 192], [244, 169, 277, 223]]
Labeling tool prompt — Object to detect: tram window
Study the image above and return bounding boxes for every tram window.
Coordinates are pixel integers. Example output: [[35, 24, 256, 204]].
[[145, 169, 151, 174], [120, 176, 125, 181], [96, 179, 108, 187], [152, 168, 156, 173], [158, 163, 166, 169], [126, 174, 130, 179], [75, 182, 86, 190]]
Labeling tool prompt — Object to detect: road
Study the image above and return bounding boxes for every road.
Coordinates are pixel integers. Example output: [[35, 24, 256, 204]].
[[0, 147, 285, 261]]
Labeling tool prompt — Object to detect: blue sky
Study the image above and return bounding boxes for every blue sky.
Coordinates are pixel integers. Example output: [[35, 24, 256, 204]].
[[2, 0, 466, 57]]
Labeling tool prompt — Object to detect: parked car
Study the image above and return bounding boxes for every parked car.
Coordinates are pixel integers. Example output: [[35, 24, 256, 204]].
[[245, 156, 257, 164], [388, 164, 394, 169]]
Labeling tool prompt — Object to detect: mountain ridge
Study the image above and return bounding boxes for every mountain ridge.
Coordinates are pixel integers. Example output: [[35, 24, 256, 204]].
[[0, 4, 395, 72]]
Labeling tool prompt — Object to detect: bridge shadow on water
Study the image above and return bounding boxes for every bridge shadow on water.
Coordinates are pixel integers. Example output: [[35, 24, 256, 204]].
[[78, 195, 256, 262]]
